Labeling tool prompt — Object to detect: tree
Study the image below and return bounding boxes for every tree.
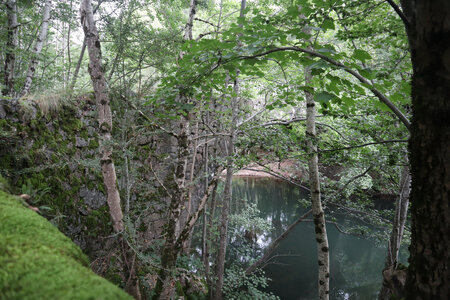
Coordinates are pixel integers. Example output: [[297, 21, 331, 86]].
[[80, 0, 124, 235], [400, 0, 450, 298], [3, 0, 18, 96], [80, 1, 141, 298], [305, 67, 330, 300], [21, 0, 52, 96]]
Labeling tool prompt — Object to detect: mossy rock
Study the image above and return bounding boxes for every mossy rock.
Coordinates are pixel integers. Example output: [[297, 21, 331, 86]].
[[0, 189, 132, 300]]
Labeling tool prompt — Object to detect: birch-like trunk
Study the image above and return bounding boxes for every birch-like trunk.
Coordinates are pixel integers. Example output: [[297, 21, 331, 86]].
[[81, 0, 124, 233], [305, 70, 330, 299], [21, 0, 51, 96], [81, 1, 142, 298], [3, 0, 18, 96], [378, 164, 410, 300]]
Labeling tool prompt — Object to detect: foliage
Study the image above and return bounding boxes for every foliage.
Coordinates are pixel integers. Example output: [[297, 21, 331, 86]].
[[223, 266, 279, 300]]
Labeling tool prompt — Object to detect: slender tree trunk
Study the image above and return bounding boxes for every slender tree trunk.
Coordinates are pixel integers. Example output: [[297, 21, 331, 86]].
[[70, 41, 86, 92], [213, 3, 245, 298], [66, 0, 72, 88], [3, 0, 18, 96], [21, 0, 51, 96], [81, 0, 123, 234], [70, 1, 101, 92], [378, 164, 411, 300], [305, 70, 330, 299], [399, 1, 450, 298], [81, 1, 141, 299], [213, 130, 234, 300], [153, 2, 197, 298]]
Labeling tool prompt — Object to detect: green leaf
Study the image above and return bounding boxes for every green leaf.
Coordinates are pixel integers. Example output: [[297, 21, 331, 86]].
[[287, 6, 299, 17], [400, 81, 411, 96], [359, 68, 376, 80], [299, 85, 314, 93], [352, 49, 372, 62], [322, 19, 335, 30], [314, 91, 335, 103], [390, 92, 407, 103]]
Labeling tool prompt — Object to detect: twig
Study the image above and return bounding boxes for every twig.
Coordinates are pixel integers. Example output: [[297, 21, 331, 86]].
[[318, 139, 407, 153]]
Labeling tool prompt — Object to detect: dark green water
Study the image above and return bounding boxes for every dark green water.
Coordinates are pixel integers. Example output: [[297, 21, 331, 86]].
[[231, 177, 386, 300]]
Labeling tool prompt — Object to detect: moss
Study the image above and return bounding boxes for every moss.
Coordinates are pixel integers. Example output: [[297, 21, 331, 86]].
[[0, 189, 132, 300], [84, 206, 111, 236], [88, 138, 99, 150], [0, 176, 10, 192]]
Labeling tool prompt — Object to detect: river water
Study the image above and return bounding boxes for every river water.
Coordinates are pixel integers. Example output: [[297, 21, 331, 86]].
[[230, 177, 388, 300]]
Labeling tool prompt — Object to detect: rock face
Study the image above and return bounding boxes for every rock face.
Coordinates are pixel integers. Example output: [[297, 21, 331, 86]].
[[0, 186, 132, 300]]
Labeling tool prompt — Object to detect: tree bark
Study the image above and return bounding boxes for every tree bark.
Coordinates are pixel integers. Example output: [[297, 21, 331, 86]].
[[305, 70, 330, 299], [400, 1, 450, 298], [153, 2, 198, 298], [213, 129, 234, 300], [21, 0, 51, 96], [81, 1, 142, 299], [70, 1, 102, 92], [378, 164, 411, 300], [3, 0, 18, 96], [213, 3, 245, 298], [81, 0, 124, 234]]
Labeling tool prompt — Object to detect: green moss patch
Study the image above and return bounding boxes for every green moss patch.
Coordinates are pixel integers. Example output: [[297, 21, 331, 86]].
[[0, 190, 132, 300]]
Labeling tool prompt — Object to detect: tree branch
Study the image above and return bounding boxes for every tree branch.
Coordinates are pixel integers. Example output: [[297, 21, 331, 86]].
[[246, 209, 312, 275], [318, 139, 407, 153], [236, 46, 411, 130], [385, 0, 410, 29]]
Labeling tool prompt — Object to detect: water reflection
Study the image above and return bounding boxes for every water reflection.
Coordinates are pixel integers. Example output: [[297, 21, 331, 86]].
[[232, 177, 386, 300]]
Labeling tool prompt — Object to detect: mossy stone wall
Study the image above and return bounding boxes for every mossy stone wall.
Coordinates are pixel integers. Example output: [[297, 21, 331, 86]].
[[0, 98, 110, 255]]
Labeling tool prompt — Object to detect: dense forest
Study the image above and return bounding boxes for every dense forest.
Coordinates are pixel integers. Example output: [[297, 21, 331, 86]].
[[0, 0, 448, 299]]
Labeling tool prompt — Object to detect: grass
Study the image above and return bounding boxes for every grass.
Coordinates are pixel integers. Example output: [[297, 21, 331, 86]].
[[0, 189, 132, 300]]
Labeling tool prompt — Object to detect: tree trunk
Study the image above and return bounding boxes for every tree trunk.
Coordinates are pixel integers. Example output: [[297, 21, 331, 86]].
[[69, 41, 86, 92], [3, 0, 18, 96], [153, 2, 198, 298], [400, 1, 450, 298], [213, 3, 245, 298], [70, 2, 101, 92], [81, 1, 141, 299], [213, 131, 234, 300], [305, 70, 330, 300], [81, 0, 124, 234], [378, 164, 411, 300], [21, 0, 51, 96]]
